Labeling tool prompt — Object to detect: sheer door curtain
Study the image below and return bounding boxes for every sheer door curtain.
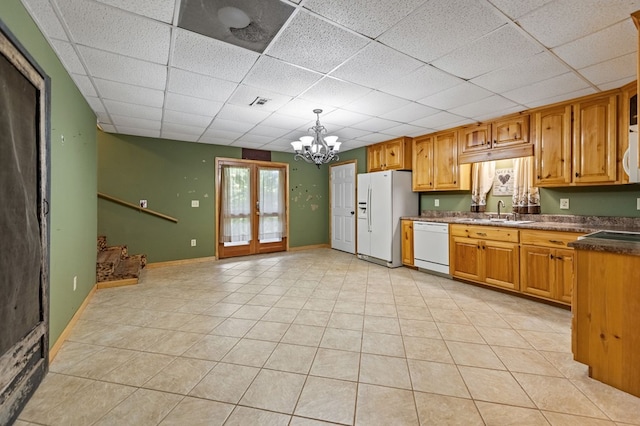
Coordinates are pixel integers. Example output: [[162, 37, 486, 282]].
[[258, 168, 285, 242], [220, 165, 251, 243]]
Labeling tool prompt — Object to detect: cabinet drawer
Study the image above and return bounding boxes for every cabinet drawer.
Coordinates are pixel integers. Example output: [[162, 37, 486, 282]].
[[520, 230, 582, 248], [450, 225, 519, 242]]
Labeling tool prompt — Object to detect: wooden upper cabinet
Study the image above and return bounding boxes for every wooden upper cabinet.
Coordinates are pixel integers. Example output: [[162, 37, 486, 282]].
[[367, 137, 412, 172], [459, 123, 491, 154], [534, 104, 572, 186], [573, 95, 617, 184], [492, 115, 529, 148], [412, 135, 434, 191], [458, 114, 532, 163]]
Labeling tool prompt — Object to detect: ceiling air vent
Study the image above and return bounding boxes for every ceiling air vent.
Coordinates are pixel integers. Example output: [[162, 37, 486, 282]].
[[250, 97, 270, 106]]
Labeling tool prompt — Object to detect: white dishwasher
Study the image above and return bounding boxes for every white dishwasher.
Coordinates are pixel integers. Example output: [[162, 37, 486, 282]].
[[413, 222, 450, 275]]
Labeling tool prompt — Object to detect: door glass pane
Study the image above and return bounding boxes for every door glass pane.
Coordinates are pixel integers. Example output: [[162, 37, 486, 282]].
[[258, 168, 285, 243], [220, 165, 251, 246]]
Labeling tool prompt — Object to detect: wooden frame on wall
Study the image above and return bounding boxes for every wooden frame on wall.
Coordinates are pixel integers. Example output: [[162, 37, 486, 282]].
[[0, 19, 51, 424]]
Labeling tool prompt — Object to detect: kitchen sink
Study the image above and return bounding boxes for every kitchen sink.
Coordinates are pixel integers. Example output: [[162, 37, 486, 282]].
[[454, 218, 534, 225]]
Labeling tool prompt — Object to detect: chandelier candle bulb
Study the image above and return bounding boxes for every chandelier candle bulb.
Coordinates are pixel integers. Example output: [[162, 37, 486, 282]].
[[291, 109, 341, 168]]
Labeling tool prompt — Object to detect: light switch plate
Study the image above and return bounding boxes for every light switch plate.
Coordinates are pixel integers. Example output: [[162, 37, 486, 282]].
[[191, 200, 199, 207], [434, 199, 440, 207], [139, 199, 147, 208], [560, 198, 569, 209], [191, 239, 196, 247]]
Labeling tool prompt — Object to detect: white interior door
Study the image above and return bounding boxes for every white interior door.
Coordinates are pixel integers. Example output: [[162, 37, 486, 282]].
[[330, 162, 356, 254]]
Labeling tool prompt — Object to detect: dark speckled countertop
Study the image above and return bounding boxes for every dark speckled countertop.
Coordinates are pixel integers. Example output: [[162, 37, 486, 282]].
[[403, 211, 640, 255]]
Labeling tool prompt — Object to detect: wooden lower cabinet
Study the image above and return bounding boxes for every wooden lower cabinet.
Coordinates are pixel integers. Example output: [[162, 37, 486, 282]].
[[401, 220, 414, 266], [520, 230, 581, 305], [449, 225, 519, 291]]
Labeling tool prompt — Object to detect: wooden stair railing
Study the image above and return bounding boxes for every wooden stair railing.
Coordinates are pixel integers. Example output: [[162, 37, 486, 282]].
[[98, 192, 178, 223]]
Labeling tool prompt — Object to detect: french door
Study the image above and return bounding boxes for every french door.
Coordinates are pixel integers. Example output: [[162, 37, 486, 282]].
[[216, 158, 288, 259]]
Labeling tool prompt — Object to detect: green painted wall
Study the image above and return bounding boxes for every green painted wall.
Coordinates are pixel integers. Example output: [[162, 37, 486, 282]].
[[1, 2, 98, 347], [418, 158, 640, 217], [98, 134, 367, 261]]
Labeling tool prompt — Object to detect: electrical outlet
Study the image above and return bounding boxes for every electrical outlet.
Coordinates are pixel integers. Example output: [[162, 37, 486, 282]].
[[191, 200, 199, 207], [637, 198, 640, 210], [191, 239, 197, 247], [73, 276, 77, 291], [139, 199, 147, 208], [434, 199, 440, 207], [560, 198, 570, 210]]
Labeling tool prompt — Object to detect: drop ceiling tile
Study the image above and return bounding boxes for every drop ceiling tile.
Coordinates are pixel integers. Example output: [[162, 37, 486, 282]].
[[199, 136, 236, 145], [472, 105, 525, 122], [22, 0, 68, 40], [71, 74, 97, 97], [355, 132, 395, 143], [379, 65, 464, 101], [331, 42, 423, 89], [303, 0, 427, 38], [99, 123, 117, 133], [502, 73, 590, 105], [320, 109, 371, 127], [78, 45, 167, 90], [237, 134, 273, 145], [342, 140, 370, 150], [300, 77, 372, 108], [419, 83, 493, 110], [94, 78, 164, 108], [51, 40, 85, 74], [162, 132, 199, 142], [55, 0, 170, 64], [95, 0, 176, 24], [598, 76, 636, 92], [432, 25, 543, 80], [104, 99, 162, 121], [209, 118, 255, 133], [351, 117, 400, 132], [96, 112, 112, 124], [277, 99, 336, 120], [525, 87, 597, 108], [449, 95, 518, 119], [168, 68, 237, 102], [579, 53, 637, 87], [202, 128, 243, 140], [85, 96, 106, 113], [343, 91, 410, 117], [172, 28, 259, 82], [552, 20, 637, 70], [517, 0, 640, 48], [336, 127, 373, 139], [216, 104, 271, 125], [260, 113, 313, 130], [266, 10, 369, 73], [111, 115, 161, 130], [378, 0, 507, 63], [117, 126, 160, 138], [261, 142, 293, 152], [381, 102, 440, 123], [431, 117, 475, 131], [488, 0, 555, 19], [383, 123, 434, 138], [470, 51, 570, 93], [163, 110, 213, 127], [231, 140, 268, 149], [410, 111, 468, 128], [242, 56, 323, 97], [165, 93, 223, 116], [227, 85, 292, 112], [246, 125, 291, 138], [162, 122, 206, 136]]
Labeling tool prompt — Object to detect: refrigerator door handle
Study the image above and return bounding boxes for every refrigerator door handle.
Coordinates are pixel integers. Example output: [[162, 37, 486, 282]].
[[367, 186, 372, 232]]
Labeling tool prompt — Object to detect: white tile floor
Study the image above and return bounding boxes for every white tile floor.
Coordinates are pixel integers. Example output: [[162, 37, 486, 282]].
[[17, 248, 640, 425]]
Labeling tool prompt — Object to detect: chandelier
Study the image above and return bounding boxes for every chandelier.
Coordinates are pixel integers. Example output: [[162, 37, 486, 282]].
[[291, 109, 341, 168]]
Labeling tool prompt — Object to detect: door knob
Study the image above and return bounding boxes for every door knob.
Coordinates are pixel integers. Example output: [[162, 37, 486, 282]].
[[351, 211, 355, 215]]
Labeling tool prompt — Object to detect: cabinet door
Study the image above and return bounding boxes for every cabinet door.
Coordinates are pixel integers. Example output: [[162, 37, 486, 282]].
[[367, 144, 383, 172], [459, 123, 491, 155], [401, 220, 414, 266], [433, 131, 460, 189], [383, 139, 404, 170], [450, 237, 482, 281], [520, 245, 553, 298], [534, 105, 572, 186], [492, 115, 529, 148], [484, 240, 519, 290], [573, 95, 617, 184], [553, 248, 574, 304], [412, 136, 433, 191]]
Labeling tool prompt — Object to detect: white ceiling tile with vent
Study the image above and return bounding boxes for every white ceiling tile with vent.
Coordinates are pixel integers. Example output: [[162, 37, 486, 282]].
[[19, 0, 639, 152]]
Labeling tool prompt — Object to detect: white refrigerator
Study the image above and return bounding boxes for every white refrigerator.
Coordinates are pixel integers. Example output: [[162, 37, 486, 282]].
[[357, 170, 418, 268]]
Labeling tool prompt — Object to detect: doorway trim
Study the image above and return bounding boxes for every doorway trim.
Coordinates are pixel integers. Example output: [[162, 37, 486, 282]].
[[329, 159, 358, 254], [214, 157, 289, 259]]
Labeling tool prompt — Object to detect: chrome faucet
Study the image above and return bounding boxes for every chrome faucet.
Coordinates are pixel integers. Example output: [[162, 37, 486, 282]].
[[497, 200, 505, 219]]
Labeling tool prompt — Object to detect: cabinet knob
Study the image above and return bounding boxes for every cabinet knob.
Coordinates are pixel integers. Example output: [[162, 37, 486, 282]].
[[550, 254, 554, 259], [575, 172, 580, 178]]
